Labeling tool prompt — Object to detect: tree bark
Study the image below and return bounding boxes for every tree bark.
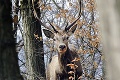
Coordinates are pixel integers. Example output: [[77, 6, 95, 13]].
[[21, 0, 45, 80], [21, 1, 34, 79], [0, 0, 23, 80], [96, 0, 120, 80], [32, 0, 46, 79]]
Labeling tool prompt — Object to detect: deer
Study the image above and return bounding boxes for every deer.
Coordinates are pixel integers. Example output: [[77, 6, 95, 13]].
[[43, 15, 83, 80], [32, 0, 83, 79], [42, 3, 83, 78]]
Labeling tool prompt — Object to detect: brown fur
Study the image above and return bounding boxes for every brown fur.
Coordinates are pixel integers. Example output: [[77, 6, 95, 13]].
[[43, 11, 82, 79], [46, 48, 83, 80]]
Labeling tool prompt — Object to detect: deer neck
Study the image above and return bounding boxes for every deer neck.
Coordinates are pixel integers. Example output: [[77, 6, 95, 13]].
[[58, 48, 73, 73]]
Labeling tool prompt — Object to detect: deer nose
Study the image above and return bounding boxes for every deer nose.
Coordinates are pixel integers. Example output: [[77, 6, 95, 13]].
[[59, 45, 66, 50]]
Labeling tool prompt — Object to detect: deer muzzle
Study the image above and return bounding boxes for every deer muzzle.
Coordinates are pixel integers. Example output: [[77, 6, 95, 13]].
[[59, 45, 66, 50], [58, 44, 67, 54]]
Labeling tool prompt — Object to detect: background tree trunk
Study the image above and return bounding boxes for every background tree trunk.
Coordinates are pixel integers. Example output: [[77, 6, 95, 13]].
[[32, 0, 46, 79], [0, 0, 23, 80], [96, 0, 120, 80], [21, 0, 45, 80]]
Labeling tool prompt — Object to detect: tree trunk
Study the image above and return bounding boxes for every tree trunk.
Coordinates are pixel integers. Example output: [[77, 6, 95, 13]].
[[21, 0, 45, 80], [32, 0, 46, 79], [0, 0, 23, 80], [21, 2, 34, 79], [96, 0, 120, 80]]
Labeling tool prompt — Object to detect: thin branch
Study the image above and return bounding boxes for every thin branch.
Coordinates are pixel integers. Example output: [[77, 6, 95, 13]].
[[52, 0, 61, 9], [32, 0, 54, 32]]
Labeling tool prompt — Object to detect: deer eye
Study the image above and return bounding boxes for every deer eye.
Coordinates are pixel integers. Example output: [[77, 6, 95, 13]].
[[66, 37, 69, 39], [63, 37, 69, 41], [53, 38, 56, 41]]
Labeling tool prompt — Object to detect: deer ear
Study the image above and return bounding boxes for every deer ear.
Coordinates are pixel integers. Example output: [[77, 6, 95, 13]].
[[68, 24, 77, 35], [43, 29, 54, 39]]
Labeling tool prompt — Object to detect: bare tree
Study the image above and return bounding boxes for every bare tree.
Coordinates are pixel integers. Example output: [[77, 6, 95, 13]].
[[20, 0, 45, 80]]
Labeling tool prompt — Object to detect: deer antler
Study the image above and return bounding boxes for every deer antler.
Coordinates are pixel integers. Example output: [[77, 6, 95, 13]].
[[47, 19, 61, 33], [49, 23, 58, 33], [65, 0, 82, 31]]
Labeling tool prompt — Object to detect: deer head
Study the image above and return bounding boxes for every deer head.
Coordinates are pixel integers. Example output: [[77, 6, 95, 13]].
[[43, 16, 80, 55]]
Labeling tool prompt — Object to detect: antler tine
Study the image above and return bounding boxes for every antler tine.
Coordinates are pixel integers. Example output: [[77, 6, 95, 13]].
[[65, 22, 68, 29], [65, 0, 81, 31], [47, 18, 60, 33], [49, 23, 58, 33], [65, 16, 81, 31], [39, 20, 54, 32]]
